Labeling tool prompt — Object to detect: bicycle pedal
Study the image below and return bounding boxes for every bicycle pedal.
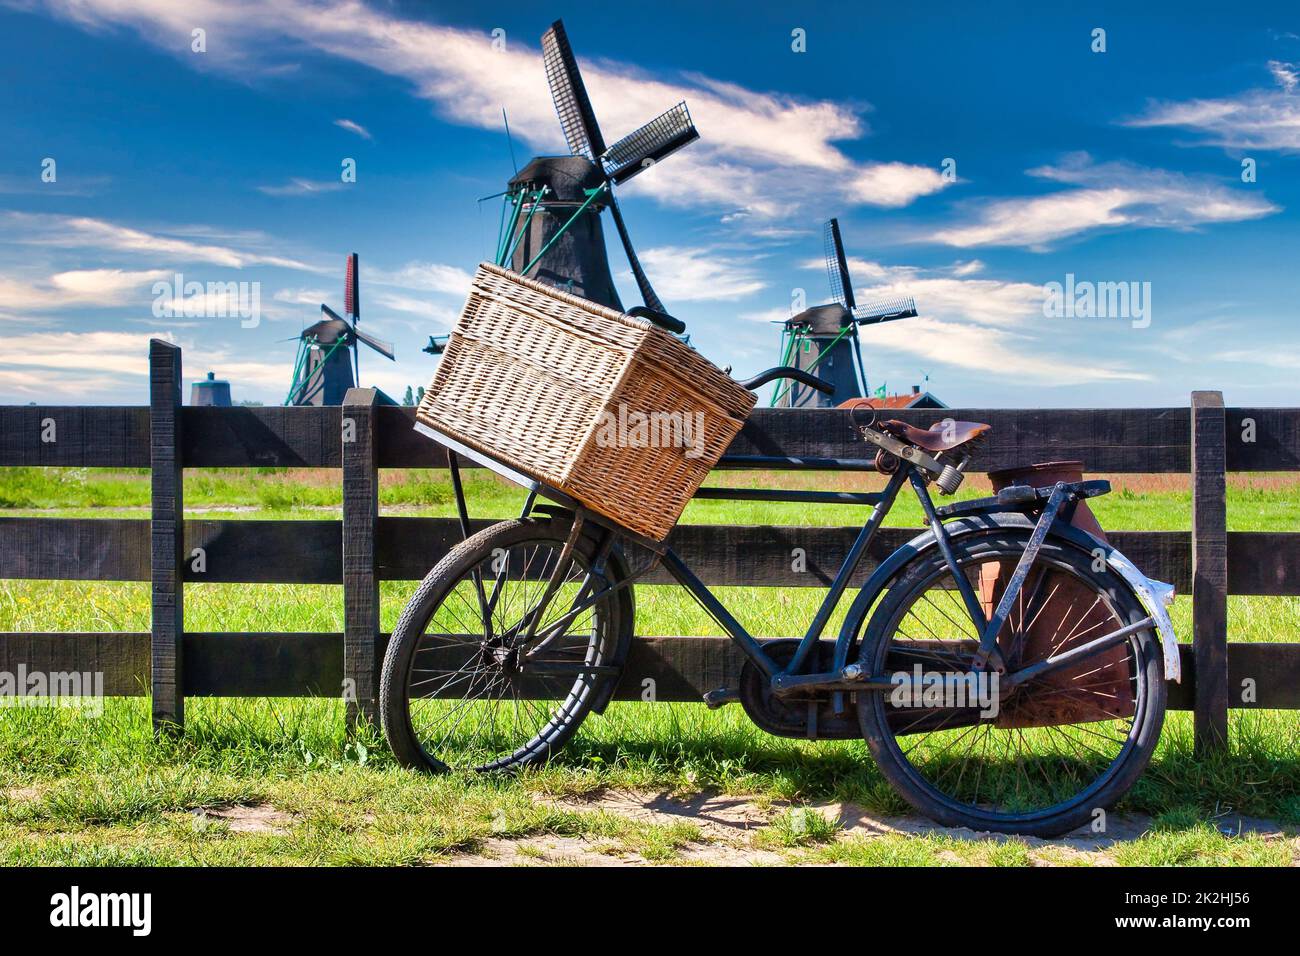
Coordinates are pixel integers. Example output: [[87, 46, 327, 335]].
[[703, 687, 738, 709]]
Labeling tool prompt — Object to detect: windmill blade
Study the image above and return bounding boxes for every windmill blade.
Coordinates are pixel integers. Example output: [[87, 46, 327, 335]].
[[606, 192, 663, 313], [345, 252, 359, 319], [851, 295, 918, 326], [354, 326, 395, 361], [541, 20, 605, 158], [824, 218, 856, 312], [604, 102, 699, 185]]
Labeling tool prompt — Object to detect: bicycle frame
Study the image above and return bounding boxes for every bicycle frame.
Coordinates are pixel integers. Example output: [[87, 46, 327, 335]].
[[418, 419, 1159, 700]]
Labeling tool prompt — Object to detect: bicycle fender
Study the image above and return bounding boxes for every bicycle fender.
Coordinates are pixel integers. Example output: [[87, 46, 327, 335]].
[[832, 513, 1181, 683]]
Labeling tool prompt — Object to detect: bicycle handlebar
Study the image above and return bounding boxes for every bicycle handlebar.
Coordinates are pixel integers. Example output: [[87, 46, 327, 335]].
[[738, 366, 835, 395]]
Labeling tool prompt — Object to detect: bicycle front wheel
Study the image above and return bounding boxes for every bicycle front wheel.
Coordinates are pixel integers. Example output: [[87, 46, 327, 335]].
[[380, 513, 632, 773], [856, 529, 1166, 836]]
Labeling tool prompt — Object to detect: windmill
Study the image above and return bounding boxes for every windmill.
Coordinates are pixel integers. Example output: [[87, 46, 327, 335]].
[[285, 253, 395, 406], [772, 218, 918, 408], [491, 19, 699, 314]]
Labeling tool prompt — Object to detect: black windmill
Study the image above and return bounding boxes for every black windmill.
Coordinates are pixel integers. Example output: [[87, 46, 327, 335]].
[[286, 253, 395, 406], [493, 19, 699, 314], [773, 219, 918, 408]]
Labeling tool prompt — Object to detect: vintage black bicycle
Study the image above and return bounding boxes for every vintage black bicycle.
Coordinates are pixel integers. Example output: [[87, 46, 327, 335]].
[[380, 356, 1179, 837]]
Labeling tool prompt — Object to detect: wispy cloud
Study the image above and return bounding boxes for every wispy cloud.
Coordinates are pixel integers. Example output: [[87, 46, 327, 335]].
[[370, 262, 474, 297], [635, 247, 767, 301], [334, 117, 372, 139], [925, 154, 1277, 249], [1128, 60, 1300, 151], [0, 268, 168, 312], [31, 0, 949, 218], [785, 256, 1149, 385], [256, 178, 346, 197], [1, 211, 320, 270]]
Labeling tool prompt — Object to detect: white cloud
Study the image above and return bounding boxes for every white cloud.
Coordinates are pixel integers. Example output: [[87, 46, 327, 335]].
[[334, 118, 372, 139], [1, 212, 319, 270], [792, 256, 1149, 385], [32, 0, 949, 218], [926, 154, 1277, 249], [273, 287, 332, 306], [861, 316, 1148, 385], [635, 247, 767, 301], [0, 269, 168, 311], [1129, 61, 1300, 151], [257, 178, 346, 197], [0, 330, 169, 376], [370, 292, 459, 325], [371, 262, 474, 297], [1218, 347, 1300, 369]]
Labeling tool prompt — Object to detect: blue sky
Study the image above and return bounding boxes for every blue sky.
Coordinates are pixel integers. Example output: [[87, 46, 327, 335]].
[[2, 0, 1298, 407]]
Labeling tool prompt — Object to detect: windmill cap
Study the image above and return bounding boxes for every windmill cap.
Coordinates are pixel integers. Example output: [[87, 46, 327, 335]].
[[785, 303, 851, 335], [510, 156, 605, 202], [194, 371, 227, 386]]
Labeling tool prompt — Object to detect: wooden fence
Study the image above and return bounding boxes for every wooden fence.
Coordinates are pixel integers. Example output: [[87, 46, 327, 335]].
[[2, 340, 1298, 751]]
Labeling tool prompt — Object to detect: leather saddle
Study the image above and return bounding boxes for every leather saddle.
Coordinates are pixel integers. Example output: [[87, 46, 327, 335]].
[[880, 419, 991, 452]]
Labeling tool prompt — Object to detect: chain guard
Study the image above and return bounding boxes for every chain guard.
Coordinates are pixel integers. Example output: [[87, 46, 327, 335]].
[[738, 640, 862, 740]]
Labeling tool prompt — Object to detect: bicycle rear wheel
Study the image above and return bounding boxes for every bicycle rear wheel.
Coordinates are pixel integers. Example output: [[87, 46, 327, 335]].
[[379, 513, 632, 773], [856, 530, 1166, 836]]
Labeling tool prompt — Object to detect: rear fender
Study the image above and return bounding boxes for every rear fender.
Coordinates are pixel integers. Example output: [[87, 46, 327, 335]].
[[832, 513, 1181, 682]]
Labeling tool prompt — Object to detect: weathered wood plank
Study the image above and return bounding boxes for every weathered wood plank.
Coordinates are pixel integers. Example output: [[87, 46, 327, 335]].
[[8, 515, 1296, 597], [150, 340, 185, 731], [341, 389, 380, 725], [0, 518, 148, 580], [2, 632, 1296, 709], [0, 406, 150, 467], [1226, 407, 1300, 471], [182, 406, 340, 467], [369, 406, 1196, 472], [6, 404, 1287, 473], [1227, 533, 1300, 596], [1191, 391, 1229, 753]]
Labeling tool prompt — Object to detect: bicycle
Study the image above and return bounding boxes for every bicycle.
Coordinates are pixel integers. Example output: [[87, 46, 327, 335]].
[[383, 332, 1179, 839]]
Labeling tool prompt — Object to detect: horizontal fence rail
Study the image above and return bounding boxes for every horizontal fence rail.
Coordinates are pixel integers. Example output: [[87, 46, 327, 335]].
[[4, 405, 1299, 472], [1, 340, 1299, 749]]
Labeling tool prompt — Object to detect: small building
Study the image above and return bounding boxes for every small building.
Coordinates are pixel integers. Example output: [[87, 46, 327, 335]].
[[840, 385, 946, 411], [190, 371, 232, 407]]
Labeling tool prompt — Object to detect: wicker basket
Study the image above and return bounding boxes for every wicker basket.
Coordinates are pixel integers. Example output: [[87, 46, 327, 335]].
[[416, 263, 756, 540]]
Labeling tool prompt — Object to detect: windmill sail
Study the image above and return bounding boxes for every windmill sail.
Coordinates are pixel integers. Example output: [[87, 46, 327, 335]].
[[604, 103, 699, 185], [345, 252, 359, 318], [541, 21, 605, 158], [852, 295, 917, 326], [353, 326, 395, 361], [607, 193, 663, 313], [824, 218, 856, 312]]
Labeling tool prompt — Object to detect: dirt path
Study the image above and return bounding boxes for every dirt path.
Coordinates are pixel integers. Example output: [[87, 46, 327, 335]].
[[443, 789, 1297, 867]]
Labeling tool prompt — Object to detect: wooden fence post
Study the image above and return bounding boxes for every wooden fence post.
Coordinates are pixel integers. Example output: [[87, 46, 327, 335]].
[[149, 339, 185, 732], [1191, 390, 1229, 753], [342, 388, 380, 727]]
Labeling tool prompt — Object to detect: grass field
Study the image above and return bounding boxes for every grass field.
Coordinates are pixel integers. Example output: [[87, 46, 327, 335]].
[[1, 467, 1297, 866]]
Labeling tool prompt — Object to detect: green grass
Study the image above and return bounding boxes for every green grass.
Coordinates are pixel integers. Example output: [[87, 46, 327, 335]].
[[0, 698, 1294, 866], [4, 466, 1299, 531], [0, 468, 1297, 865]]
